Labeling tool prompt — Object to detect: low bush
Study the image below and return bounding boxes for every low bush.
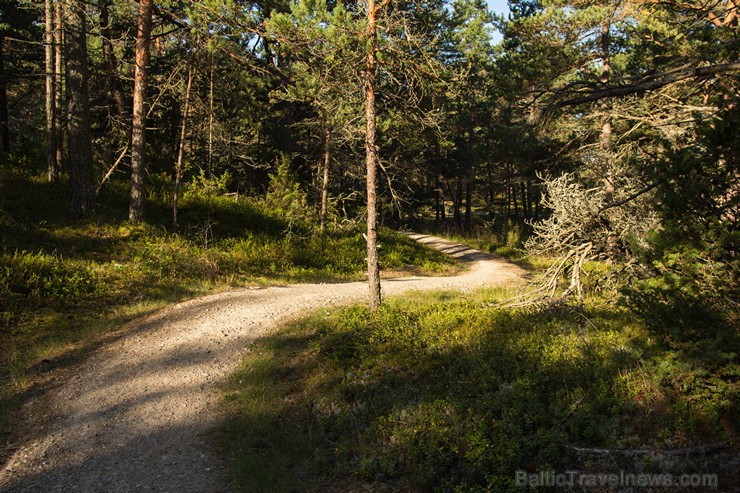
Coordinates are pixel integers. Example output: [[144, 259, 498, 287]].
[[219, 291, 738, 492], [0, 169, 456, 436]]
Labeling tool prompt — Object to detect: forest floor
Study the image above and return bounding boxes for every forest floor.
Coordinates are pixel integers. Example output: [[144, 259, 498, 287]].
[[0, 234, 525, 492]]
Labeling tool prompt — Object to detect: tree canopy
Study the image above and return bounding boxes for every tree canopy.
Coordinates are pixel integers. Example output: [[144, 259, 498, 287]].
[[0, 0, 736, 318]]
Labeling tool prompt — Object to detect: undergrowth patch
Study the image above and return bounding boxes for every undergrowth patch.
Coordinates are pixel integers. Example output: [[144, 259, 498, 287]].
[[0, 169, 456, 436], [218, 291, 738, 492]]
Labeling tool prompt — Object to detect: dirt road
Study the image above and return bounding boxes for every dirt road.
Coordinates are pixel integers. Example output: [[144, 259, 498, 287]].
[[0, 234, 524, 492]]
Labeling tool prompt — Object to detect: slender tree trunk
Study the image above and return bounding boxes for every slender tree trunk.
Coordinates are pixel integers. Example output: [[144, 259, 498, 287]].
[[520, 182, 528, 220], [454, 177, 462, 229], [100, 0, 127, 120], [65, 0, 95, 217], [173, 65, 193, 230], [55, 0, 64, 169], [464, 178, 472, 232], [511, 183, 518, 218], [365, 0, 385, 310], [0, 37, 9, 152], [600, 22, 614, 206], [464, 125, 474, 232], [434, 140, 443, 226], [46, 0, 58, 182], [129, 0, 153, 223], [208, 54, 214, 176], [434, 173, 441, 225], [504, 180, 509, 219], [320, 123, 331, 233], [486, 162, 495, 220]]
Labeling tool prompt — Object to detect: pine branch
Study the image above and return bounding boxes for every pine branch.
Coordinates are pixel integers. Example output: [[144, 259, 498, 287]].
[[552, 62, 740, 109]]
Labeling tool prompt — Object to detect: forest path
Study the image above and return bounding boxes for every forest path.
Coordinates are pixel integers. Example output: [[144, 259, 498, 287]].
[[0, 234, 525, 492]]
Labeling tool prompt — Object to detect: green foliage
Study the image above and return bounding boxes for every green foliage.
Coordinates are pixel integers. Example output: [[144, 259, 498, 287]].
[[623, 104, 739, 351], [264, 158, 312, 230], [184, 168, 232, 199], [0, 169, 454, 436], [0, 251, 100, 325], [219, 291, 737, 491]]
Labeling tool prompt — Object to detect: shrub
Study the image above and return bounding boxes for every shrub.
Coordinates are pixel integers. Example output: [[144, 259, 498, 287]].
[[0, 250, 100, 326]]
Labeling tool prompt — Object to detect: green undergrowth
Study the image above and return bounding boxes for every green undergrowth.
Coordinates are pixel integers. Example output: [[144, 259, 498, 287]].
[[0, 169, 455, 435], [218, 290, 738, 492]]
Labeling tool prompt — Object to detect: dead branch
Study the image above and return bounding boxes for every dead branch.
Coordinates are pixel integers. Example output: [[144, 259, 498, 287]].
[[551, 62, 740, 109], [96, 144, 129, 196], [571, 441, 730, 458]]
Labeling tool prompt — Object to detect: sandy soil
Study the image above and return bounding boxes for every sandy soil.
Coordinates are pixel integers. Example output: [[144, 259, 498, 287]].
[[0, 234, 525, 492]]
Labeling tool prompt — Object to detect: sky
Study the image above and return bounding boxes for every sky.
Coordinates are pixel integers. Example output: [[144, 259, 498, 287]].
[[486, 0, 510, 43], [487, 0, 510, 16]]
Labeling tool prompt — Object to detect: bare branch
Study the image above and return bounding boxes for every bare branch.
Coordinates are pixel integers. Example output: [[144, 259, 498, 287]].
[[552, 62, 740, 108]]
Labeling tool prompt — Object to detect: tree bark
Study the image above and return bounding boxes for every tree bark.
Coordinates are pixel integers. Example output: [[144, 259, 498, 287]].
[[433, 141, 440, 226], [65, 0, 96, 218], [464, 178, 472, 232], [208, 54, 214, 176], [520, 181, 528, 220], [600, 22, 614, 206], [55, 0, 64, 169], [173, 64, 193, 230], [100, 0, 127, 120], [0, 36, 9, 152], [365, 0, 388, 310], [129, 0, 153, 224], [46, 0, 58, 182], [320, 123, 331, 233], [454, 177, 462, 229]]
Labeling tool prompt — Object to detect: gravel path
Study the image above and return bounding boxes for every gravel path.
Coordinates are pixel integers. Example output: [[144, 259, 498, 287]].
[[0, 234, 525, 492]]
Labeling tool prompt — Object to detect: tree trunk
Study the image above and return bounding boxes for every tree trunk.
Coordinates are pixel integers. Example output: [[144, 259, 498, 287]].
[[454, 177, 462, 229], [55, 0, 64, 169], [464, 178, 472, 232], [365, 0, 386, 310], [100, 0, 127, 120], [486, 162, 495, 220], [434, 173, 441, 226], [129, 0, 153, 224], [0, 36, 9, 152], [320, 124, 331, 233], [173, 65, 193, 230], [464, 125, 474, 232], [520, 181, 528, 220], [45, 0, 58, 182], [433, 141, 439, 226], [65, 0, 96, 218], [504, 179, 510, 219], [208, 54, 214, 176], [600, 22, 614, 206]]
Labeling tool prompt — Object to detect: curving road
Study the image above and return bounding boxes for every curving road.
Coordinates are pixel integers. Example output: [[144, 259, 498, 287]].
[[0, 234, 525, 492]]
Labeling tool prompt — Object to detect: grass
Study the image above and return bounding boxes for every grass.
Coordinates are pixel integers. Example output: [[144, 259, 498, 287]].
[[217, 290, 738, 492], [0, 168, 456, 436]]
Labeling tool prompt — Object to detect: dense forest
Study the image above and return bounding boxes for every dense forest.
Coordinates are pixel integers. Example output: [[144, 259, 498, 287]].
[[1, 0, 736, 307], [0, 0, 738, 490]]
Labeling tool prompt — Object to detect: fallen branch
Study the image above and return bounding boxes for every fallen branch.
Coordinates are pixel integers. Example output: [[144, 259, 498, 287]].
[[96, 144, 129, 196], [502, 242, 595, 308], [571, 441, 730, 458]]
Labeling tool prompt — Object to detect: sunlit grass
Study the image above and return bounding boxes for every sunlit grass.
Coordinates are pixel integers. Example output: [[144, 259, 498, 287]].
[[0, 169, 457, 436], [218, 289, 737, 492]]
